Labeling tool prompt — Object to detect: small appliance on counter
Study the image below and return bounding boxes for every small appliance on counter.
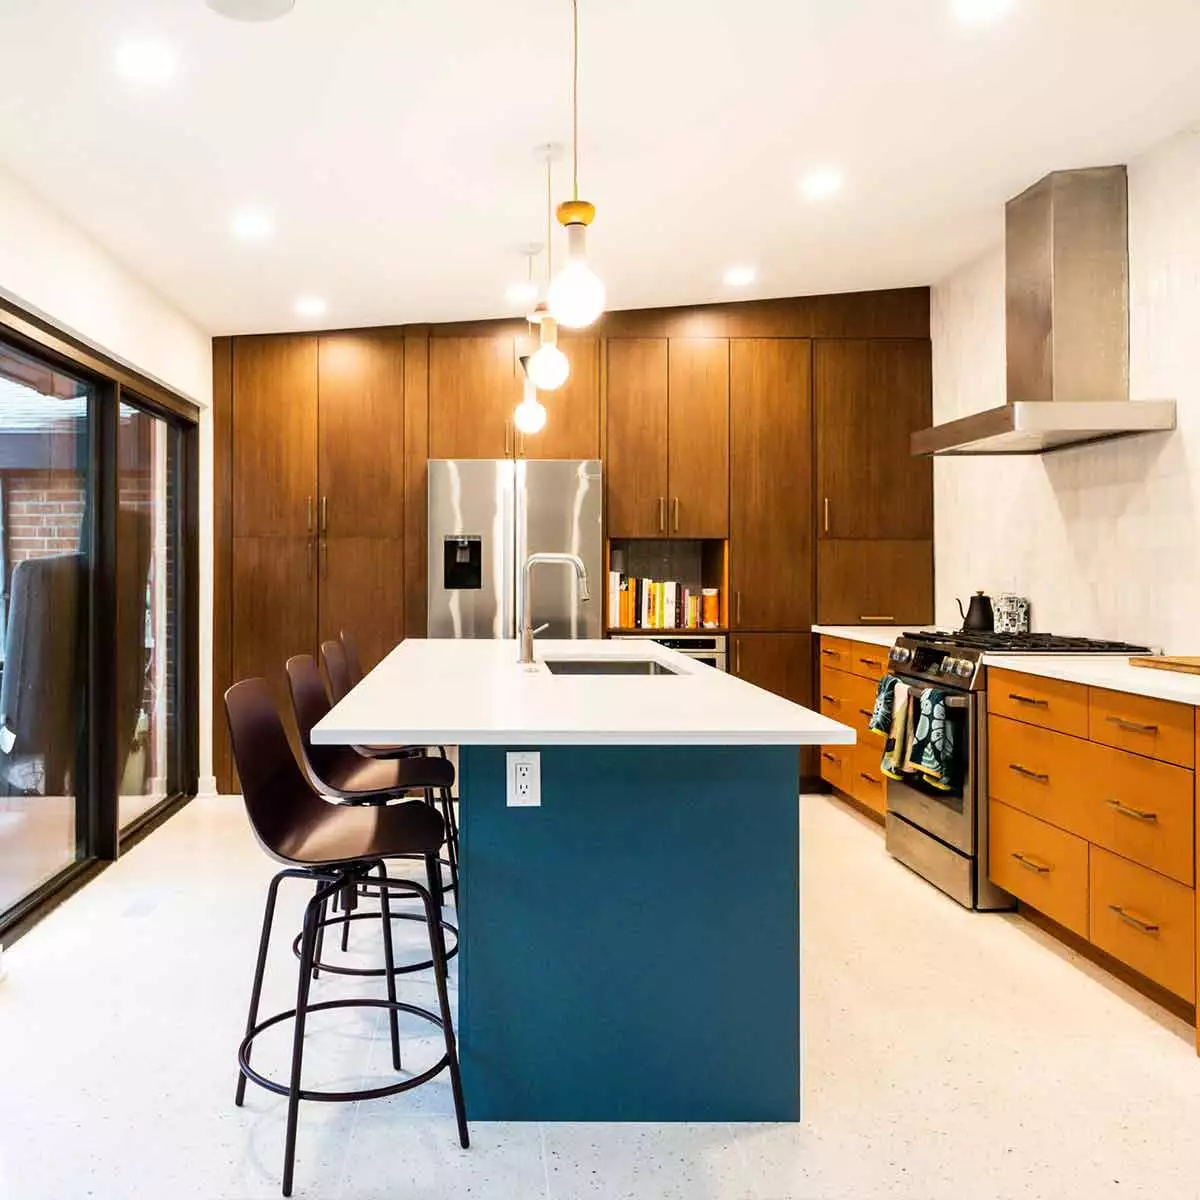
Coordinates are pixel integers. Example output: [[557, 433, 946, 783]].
[[956, 591, 994, 632], [993, 593, 1031, 634]]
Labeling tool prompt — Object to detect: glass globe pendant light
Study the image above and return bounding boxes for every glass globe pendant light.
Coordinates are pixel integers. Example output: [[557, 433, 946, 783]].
[[513, 376, 548, 435], [524, 155, 571, 391], [547, 0, 606, 329]]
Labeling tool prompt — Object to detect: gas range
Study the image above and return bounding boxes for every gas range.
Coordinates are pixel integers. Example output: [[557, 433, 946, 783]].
[[887, 631, 1152, 692]]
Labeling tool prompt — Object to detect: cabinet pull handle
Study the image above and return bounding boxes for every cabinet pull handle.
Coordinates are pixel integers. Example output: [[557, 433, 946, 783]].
[[505, 419, 513, 457], [820, 694, 840, 705], [306, 538, 314, 579], [1105, 715, 1159, 735], [1007, 692, 1048, 707], [859, 615, 895, 623], [658, 496, 666, 533], [1108, 905, 1159, 935], [859, 771, 881, 785], [1104, 798, 1158, 823], [736, 591, 743, 625], [735, 640, 742, 674], [306, 495, 314, 533], [820, 648, 841, 658], [858, 708, 873, 719], [823, 496, 830, 534], [320, 539, 328, 579], [821, 751, 837, 763], [672, 497, 680, 532], [320, 495, 328, 533], [1008, 763, 1049, 784], [858, 656, 883, 668], [1011, 851, 1051, 874]]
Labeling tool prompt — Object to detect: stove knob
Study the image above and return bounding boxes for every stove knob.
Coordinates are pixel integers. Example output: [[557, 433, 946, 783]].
[[956, 658, 973, 678]]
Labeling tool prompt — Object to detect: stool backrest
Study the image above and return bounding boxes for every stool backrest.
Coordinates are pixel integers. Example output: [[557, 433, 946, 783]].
[[286, 653, 361, 790], [224, 677, 328, 863], [321, 639, 353, 704], [340, 629, 365, 687]]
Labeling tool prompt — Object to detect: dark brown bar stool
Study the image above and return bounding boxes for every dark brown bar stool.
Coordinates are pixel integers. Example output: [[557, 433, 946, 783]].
[[225, 678, 468, 1197]]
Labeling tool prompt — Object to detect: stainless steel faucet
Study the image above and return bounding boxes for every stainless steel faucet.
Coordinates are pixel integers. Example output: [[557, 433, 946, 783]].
[[520, 552, 590, 665]]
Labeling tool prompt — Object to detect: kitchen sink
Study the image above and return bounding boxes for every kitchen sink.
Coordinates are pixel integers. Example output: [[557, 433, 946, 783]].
[[541, 658, 679, 676]]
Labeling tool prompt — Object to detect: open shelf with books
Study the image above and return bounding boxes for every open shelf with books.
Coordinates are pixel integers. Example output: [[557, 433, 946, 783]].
[[605, 538, 728, 633]]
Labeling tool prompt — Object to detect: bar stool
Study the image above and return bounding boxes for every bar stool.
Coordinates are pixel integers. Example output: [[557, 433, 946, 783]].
[[224, 678, 468, 1197]]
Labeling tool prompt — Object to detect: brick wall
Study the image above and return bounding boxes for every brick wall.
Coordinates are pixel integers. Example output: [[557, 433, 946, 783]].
[[6, 471, 86, 562]]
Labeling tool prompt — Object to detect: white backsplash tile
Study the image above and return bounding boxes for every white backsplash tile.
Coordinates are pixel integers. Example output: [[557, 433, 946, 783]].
[[931, 128, 1200, 652]]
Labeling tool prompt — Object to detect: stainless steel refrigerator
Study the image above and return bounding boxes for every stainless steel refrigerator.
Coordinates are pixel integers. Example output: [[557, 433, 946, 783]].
[[427, 459, 602, 640]]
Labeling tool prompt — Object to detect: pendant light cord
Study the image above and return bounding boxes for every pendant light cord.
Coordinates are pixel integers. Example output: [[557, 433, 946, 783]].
[[571, 0, 579, 201], [546, 154, 554, 280]]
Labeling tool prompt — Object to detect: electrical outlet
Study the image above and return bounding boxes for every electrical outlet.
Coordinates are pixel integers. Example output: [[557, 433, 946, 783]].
[[506, 751, 541, 807]]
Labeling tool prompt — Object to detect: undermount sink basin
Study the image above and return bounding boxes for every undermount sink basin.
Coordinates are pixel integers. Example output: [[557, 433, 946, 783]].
[[541, 658, 679, 677]]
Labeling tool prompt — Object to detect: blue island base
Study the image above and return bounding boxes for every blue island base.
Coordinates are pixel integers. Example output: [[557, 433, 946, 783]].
[[457, 744, 801, 1121]]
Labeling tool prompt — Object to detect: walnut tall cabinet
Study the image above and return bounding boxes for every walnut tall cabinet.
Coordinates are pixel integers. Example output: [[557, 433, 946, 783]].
[[213, 290, 935, 792]]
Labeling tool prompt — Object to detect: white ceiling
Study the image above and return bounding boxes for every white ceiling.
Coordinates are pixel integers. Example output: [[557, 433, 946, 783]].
[[1, 0, 1199, 335]]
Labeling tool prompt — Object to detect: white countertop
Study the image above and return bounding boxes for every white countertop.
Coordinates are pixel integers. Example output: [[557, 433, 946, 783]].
[[812, 625, 930, 648], [984, 654, 1200, 706], [312, 638, 857, 748]]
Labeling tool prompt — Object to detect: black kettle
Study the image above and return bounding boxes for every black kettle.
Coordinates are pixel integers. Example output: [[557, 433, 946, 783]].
[[957, 591, 994, 633]]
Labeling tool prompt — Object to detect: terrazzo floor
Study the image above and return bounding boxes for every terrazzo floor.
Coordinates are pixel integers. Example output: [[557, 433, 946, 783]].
[[2, 792, 1200, 1199]]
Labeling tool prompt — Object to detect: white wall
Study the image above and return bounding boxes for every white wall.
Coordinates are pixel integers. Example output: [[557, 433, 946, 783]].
[[0, 167, 217, 792], [931, 128, 1200, 650]]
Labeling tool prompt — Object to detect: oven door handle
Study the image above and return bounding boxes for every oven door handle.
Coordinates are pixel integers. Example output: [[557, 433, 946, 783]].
[[894, 679, 973, 710]]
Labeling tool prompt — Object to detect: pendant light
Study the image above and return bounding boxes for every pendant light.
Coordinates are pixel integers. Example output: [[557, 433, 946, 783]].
[[514, 375, 548, 435], [525, 154, 571, 391], [547, 0, 606, 329]]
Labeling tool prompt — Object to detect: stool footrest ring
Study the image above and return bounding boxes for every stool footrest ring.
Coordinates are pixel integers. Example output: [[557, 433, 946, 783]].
[[292, 910, 458, 977]]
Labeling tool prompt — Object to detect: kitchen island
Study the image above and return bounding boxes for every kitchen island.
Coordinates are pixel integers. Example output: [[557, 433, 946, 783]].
[[312, 638, 854, 1121]]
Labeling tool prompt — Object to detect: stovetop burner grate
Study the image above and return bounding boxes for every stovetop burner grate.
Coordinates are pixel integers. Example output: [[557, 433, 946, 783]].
[[901, 630, 1151, 654]]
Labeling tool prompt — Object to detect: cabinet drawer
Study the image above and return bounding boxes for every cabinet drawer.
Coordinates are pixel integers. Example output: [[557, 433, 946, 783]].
[[821, 667, 879, 736], [820, 745, 851, 793], [987, 716, 1091, 837], [1074, 744, 1195, 886], [818, 636, 854, 672], [850, 742, 887, 816], [847, 641, 889, 682], [1089, 687, 1195, 769], [989, 800, 1089, 937], [987, 669, 1089, 738], [1090, 847, 1195, 1001]]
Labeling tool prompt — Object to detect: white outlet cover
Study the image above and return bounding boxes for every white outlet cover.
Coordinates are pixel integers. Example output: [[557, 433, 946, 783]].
[[506, 751, 541, 807]]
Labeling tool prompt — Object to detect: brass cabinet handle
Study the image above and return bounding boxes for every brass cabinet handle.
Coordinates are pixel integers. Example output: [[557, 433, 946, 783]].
[[306, 495, 314, 533], [320, 538, 328, 578], [735, 640, 742, 674], [820, 694, 841, 705], [320, 495, 328, 533], [736, 591, 743, 625], [859, 615, 895, 623], [820, 648, 841, 658], [821, 751, 838, 763], [1008, 692, 1048, 708], [1104, 798, 1158, 823], [859, 771, 881, 785], [672, 497, 680, 532], [1108, 904, 1159, 935], [1105, 715, 1159, 735], [306, 538, 314, 579], [823, 496, 830, 534], [1009, 763, 1050, 784], [858, 656, 883, 669], [658, 496, 666, 533], [1011, 851, 1051, 874], [505, 419, 513, 457], [858, 708, 873, 719]]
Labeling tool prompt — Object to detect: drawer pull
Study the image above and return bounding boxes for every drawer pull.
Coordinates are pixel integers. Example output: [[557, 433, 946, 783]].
[[1105, 715, 1160, 735], [858, 708, 873, 719], [858, 657, 883, 669], [1008, 692, 1049, 708], [820, 648, 842, 658], [1104, 798, 1158, 823], [1008, 763, 1050, 784], [821, 694, 841, 705], [1108, 904, 1160, 936], [859, 771, 881, 785], [1011, 852, 1051, 874], [821, 752, 839, 764], [859, 615, 895, 623]]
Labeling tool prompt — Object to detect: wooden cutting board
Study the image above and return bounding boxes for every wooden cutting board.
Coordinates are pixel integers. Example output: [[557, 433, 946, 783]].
[[1129, 655, 1200, 675]]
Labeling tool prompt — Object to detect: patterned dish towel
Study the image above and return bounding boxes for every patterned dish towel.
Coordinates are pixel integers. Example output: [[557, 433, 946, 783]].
[[880, 681, 911, 781], [867, 675, 897, 736], [907, 688, 956, 792]]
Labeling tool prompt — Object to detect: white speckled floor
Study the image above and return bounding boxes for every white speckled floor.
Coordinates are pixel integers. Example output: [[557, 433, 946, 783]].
[[2, 792, 1200, 1199]]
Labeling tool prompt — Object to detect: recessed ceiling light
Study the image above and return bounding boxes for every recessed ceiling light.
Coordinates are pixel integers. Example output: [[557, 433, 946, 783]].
[[799, 166, 843, 202], [723, 266, 756, 288], [206, 0, 296, 21], [952, 0, 1014, 24], [294, 295, 327, 318], [506, 281, 540, 305], [231, 208, 275, 242], [114, 37, 178, 87]]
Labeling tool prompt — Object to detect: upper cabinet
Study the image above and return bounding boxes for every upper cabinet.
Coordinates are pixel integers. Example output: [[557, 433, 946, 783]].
[[815, 339, 932, 540], [521, 335, 601, 461], [606, 338, 670, 537], [429, 336, 519, 460], [318, 333, 406, 538], [605, 337, 730, 538], [232, 336, 318, 538], [729, 338, 813, 631], [667, 339, 729, 537]]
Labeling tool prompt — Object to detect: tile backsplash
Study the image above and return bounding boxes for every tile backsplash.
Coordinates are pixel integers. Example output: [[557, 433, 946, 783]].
[[931, 128, 1200, 651]]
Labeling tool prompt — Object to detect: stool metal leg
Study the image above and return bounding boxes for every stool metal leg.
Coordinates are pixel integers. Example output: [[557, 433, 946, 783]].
[[374, 863, 403, 1071], [423, 853, 469, 1149], [424, 789, 445, 911], [237, 869, 289, 1107], [439, 787, 460, 899], [312, 888, 328, 981]]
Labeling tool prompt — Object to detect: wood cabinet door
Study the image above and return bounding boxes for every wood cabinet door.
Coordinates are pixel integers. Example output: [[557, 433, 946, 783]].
[[668, 338, 729, 537], [815, 339, 932, 540], [732, 631, 817, 779], [816, 539, 933, 625], [231, 536, 317, 744], [730, 338, 813, 631], [606, 338, 669, 537], [318, 333, 406, 538], [521, 335, 601, 460], [232, 336, 318, 537], [428, 336, 518, 459], [319, 536, 406, 673]]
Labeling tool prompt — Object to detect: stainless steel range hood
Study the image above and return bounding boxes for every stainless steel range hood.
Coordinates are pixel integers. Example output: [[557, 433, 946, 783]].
[[912, 166, 1175, 456]]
